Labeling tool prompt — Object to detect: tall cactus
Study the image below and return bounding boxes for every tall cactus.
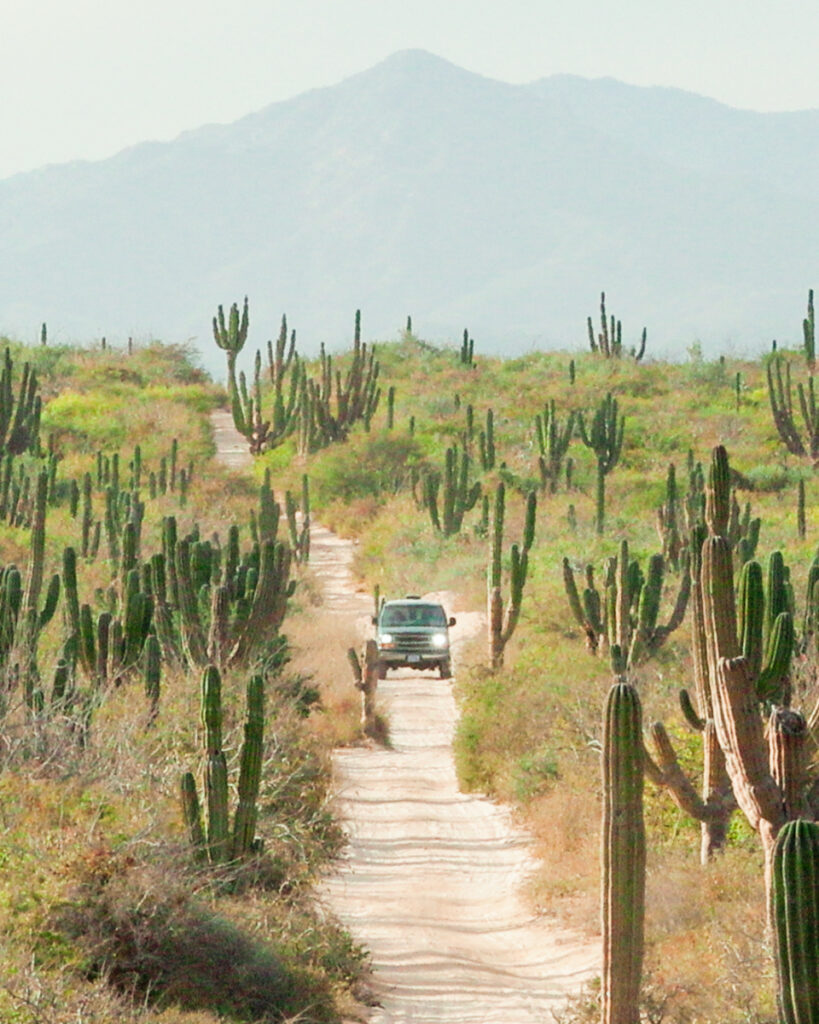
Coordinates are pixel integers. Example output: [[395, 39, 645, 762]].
[[771, 819, 819, 1024], [587, 292, 646, 361], [534, 400, 575, 493], [698, 445, 809, 888], [487, 484, 536, 668], [0, 348, 41, 457], [181, 666, 266, 864], [767, 354, 819, 459], [804, 288, 816, 371], [422, 446, 481, 536], [459, 328, 475, 367], [577, 392, 625, 535], [602, 682, 645, 1024], [213, 297, 251, 441], [478, 408, 496, 472], [232, 674, 265, 859], [158, 484, 295, 671], [15, 468, 60, 707], [561, 539, 689, 671]]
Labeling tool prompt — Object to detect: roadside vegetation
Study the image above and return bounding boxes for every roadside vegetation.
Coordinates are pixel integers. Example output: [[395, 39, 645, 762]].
[[0, 336, 366, 1023], [245, 311, 816, 1024], [1, 296, 816, 1022]]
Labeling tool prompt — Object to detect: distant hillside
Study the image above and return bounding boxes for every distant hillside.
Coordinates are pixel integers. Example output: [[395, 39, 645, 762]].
[[1, 49, 818, 374]]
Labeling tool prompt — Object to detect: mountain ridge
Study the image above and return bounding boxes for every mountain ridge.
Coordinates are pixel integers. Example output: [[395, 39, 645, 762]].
[[1, 49, 816, 372]]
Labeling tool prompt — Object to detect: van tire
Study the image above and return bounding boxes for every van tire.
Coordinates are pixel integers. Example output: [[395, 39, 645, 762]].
[[439, 659, 452, 679]]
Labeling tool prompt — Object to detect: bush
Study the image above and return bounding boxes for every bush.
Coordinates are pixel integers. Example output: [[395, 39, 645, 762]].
[[309, 430, 423, 508], [51, 850, 337, 1022]]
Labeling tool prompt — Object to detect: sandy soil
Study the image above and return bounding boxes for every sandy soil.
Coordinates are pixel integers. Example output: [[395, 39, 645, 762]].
[[211, 411, 600, 1023]]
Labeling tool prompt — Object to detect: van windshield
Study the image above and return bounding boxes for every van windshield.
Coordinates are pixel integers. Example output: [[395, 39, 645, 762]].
[[381, 604, 447, 628]]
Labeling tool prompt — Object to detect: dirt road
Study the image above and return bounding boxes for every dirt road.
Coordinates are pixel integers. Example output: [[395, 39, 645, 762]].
[[211, 411, 599, 1023]]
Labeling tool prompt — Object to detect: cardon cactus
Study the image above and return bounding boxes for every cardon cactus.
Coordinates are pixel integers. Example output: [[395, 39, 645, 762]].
[[561, 540, 689, 671], [602, 681, 645, 1024], [587, 292, 647, 362], [202, 664, 230, 863], [487, 484, 536, 668], [771, 819, 819, 1024], [213, 297, 251, 442], [181, 665, 266, 864], [577, 392, 625, 535], [534, 399, 575, 494], [767, 354, 819, 460], [232, 675, 265, 859], [422, 445, 481, 536]]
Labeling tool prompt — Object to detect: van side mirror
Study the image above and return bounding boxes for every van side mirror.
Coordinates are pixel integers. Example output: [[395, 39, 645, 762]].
[[449, 617, 456, 627], [371, 616, 378, 626]]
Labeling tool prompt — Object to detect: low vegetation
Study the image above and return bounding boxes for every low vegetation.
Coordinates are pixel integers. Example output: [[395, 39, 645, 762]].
[[3, 289, 819, 1022]]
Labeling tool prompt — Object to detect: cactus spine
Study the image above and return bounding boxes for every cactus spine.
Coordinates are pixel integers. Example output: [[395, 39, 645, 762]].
[[602, 682, 645, 1024]]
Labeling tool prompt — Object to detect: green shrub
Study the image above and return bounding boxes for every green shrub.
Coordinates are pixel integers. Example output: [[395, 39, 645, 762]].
[[309, 430, 423, 508]]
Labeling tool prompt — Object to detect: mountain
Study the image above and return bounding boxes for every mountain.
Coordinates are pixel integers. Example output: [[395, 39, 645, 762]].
[[1, 49, 817, 374]]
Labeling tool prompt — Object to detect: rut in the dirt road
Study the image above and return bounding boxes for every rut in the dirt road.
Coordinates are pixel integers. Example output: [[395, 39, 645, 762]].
[[211, 410, 599, 1023]]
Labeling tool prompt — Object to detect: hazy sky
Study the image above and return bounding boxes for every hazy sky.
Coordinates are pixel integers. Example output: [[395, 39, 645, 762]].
[[5, 0, 819, 181]]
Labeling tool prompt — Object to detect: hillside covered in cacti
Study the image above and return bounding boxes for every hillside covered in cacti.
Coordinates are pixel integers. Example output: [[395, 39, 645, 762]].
[[2, 288, 819, 1021]]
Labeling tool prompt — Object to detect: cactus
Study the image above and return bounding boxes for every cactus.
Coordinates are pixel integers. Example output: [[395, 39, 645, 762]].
[[534, 400, 575, 493], [562, 540, 689, 670], [213, 297, 252, 442], [587, 292, 646, 361], [487, 485, 536, 668], [14, 469, 60, 706], [182, 666, 266, 864], [601, 682, 645, 1024], [347, 639, 380, 736], [422, 446, 481, 536], [143, 633, 161, 723], [798, 479, 807, 540], [804, 288, 816, 371], [202, 664, 230, 863], [694, 444, 819, 891], [284, 474, 310, 564], [771, 819, 819, 1024], [478, 408, 495, 471], [767, 354, 819, 459], [577, 392, 624, 535], [232, 675, 265, 858], [459, 328, 474, 367], [158, 485, 295, 670], [656, 463, 683, 570], [294, 314, 381, 454], [0, 348, 42, 457]]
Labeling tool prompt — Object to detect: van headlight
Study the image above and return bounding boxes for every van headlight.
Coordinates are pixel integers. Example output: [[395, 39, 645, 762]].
[[431, 633, 448, 648], [378, 633, 393, 645]]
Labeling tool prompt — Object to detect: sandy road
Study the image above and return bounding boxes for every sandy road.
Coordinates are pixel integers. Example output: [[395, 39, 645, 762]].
[[211, 410, 599, 1023]]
